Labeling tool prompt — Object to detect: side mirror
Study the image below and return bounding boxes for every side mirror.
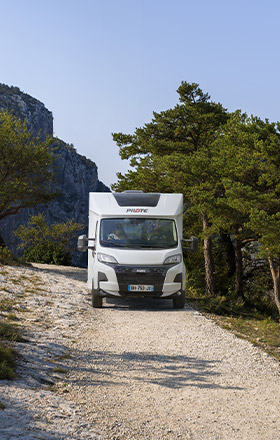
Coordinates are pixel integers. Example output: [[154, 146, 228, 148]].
[[182, 236, 199, 253], [77, 235, 95, 252], [77, 235, 88, 252]]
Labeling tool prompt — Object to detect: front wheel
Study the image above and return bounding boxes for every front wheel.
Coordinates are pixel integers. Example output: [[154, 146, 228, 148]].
[[173, 291, 185, 309], [92, 293, 103, 308]]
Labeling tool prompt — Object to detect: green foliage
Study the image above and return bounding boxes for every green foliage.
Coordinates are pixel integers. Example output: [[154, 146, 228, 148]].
[[0, 247, 16, 265], [0, 320, 21, 379], [14, 213, 83, 265], [112, 82, 229, 296], [248, 210, 280, 259], [112, 82, 228, 196], [184, 246, 206, 294], [112, 81, 280, 317], [186, 288, 246, 316], [212, 111, 280, 243], [0, 345, 16, 380], [0, 321, 23, 342], [15, 213, 83, 250], [0, 299, 15, 312], [212, 111, 280, 312], [23, 241, 72, 265], [0, 111, 57, 223]]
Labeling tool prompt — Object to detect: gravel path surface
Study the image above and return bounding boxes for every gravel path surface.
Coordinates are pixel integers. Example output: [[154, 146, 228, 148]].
[[0, 263, 279, 439]]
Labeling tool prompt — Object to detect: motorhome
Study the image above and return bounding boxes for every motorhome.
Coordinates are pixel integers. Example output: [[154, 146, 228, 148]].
[[78, 191, 198, 308]]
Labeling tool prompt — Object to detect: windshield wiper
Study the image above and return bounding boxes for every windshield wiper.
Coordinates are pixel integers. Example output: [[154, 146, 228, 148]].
[[100, 240, 125, 248], [128, 244, 155, 249], [128, 244, 175, 249]]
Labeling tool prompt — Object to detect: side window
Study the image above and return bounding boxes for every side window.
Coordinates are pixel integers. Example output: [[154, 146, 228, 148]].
[[172, 222, 177, 241]]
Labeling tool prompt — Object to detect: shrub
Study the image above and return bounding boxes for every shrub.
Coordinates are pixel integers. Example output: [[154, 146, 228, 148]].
[[0, 345, 16, 380], [14, 214, 83, 266], [0, 247, 16, 265], [23, 240, 72, 265], [0, 322, 23, 342]]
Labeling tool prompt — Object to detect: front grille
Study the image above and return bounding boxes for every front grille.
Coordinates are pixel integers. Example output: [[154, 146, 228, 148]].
[[115, 265, 169, 294]]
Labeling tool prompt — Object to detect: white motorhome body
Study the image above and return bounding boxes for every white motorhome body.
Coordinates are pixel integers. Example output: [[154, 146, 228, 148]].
[[79, 191, 191, 308]]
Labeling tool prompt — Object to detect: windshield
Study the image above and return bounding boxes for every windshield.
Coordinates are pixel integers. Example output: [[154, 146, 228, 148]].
[[100, 218, 178, 249]]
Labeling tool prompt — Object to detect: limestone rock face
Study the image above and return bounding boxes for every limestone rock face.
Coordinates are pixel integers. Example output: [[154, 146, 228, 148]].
[[0, 84, 53, 139], [0, 84, 110, 266]]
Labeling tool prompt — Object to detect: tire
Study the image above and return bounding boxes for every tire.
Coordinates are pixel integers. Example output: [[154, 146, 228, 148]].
[[173, 291, 185, 309], [92, 293, 103, 308]]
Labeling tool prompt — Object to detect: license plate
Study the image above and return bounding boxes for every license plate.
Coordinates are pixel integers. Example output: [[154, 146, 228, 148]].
[[128, 284, 154, 292]]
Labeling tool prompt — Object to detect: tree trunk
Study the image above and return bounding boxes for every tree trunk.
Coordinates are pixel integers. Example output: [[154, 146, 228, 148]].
[[234, 237, 245, 300], [221, 233, 236, 277], [268, 257, 280, 317], [0, 231, 6, 248], [201, 213, 216, 296]]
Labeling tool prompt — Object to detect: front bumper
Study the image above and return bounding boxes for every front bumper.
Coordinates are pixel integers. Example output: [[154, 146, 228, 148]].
[[94, 263, 184, 298]]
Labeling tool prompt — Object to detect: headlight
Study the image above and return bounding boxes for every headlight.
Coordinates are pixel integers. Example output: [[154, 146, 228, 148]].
[[163, 254, 182, 265], [97, 253, 118, 264]]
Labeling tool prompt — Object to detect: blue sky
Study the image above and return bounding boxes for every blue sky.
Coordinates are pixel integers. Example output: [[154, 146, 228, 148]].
[[1, 0, 280, 187]]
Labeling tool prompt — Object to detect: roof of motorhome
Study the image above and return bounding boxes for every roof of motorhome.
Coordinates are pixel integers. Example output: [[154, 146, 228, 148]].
[[89, 192, 183, 217]]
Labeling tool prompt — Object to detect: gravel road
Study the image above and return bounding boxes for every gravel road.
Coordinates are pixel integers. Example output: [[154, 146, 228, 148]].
[[0, 264, 280, 439]]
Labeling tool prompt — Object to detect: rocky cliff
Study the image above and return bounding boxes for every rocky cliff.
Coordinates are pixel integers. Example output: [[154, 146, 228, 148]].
[[0, 84, 110, 266], [0, 84, 53, 139]]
